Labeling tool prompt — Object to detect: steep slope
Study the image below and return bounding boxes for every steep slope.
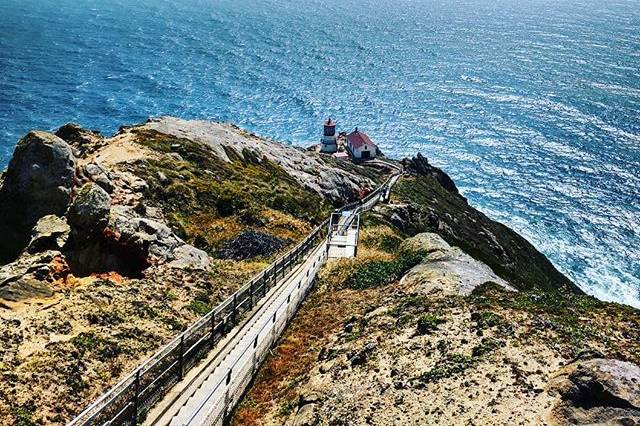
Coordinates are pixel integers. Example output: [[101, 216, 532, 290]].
[[233, 202, 640, 426], [0, 116, 623, 426], [0, 118, 388, 425]]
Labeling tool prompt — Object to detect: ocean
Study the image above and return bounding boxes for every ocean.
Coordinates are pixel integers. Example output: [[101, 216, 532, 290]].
[[1, 0, 639, 307]]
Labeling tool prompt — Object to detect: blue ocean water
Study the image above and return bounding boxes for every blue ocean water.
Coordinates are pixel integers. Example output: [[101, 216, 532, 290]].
[[1, 0, 639, 306]]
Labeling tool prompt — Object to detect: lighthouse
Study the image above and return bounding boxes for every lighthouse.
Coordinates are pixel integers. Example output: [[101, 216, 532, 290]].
[[320, 118, 338, 153]]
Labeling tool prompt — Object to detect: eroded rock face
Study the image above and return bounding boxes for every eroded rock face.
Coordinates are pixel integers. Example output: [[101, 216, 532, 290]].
[[547, 358, 640, 425], [78, 163, 114, 193], [25, 215, 70, 254], [68, 183, 111, 242], [401, 153, 460, 195], [55, 123, 106, 157], [0, 131, 76, 262], [400, 233, 515, 295], [0, 251, 65, 301]]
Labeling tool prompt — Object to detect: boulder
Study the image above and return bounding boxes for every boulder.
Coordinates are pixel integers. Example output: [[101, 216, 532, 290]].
[[55, 123, 105, 157], [547, 358, 640, 425], [0, 132, 76, 262], [80, 163, 114, 193], [67, 204, 198, 276], [292, 403, 317, 426], [400, 233, 515, 295], [68, 183, 111, 241], [0, 251, 64, 301], [106, 205, 183, 263], [400, 232, 450, 254], [25, 215, 70, 254], [168, 245, 210, 270]]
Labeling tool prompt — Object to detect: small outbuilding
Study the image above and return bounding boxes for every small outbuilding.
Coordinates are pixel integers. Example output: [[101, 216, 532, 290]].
[[346, 128, 377, 160]]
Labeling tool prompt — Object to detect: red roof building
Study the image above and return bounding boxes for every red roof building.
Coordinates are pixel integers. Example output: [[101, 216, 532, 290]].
[[346, 128, 377, 160]]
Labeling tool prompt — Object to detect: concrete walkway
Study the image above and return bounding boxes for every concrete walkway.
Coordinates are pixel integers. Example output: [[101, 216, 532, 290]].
[[145, 243, 327, 426]]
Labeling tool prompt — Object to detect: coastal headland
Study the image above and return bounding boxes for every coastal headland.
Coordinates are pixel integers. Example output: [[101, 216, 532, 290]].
[[0, 117, 638, 425]]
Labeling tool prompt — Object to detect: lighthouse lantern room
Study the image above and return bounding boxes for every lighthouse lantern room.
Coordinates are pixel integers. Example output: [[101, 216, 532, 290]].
[[320, 118, 338, 153]]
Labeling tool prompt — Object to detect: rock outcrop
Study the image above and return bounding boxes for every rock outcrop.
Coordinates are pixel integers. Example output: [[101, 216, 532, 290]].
[[547, 358, 640, 424], [24, 215, 70, 254], [374, 166, 582, 294], [400, 233, 515, 295], [140, 116, 379, 204], [401, 153, 459, 195], [55, 123, 106, 157], [0, 251, 64, 302], [68, 183, 112, 242], [0, 132, 76, 262]]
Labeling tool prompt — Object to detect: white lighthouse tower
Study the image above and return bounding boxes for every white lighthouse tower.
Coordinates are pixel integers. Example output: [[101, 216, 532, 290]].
[[320, 118, 338, 153]]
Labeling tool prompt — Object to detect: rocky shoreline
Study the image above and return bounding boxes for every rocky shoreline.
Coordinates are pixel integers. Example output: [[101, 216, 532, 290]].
[[0, 117, 637, 425]]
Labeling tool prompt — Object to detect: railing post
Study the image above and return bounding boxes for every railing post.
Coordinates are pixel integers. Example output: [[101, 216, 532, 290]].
[[264, 272, 269, 297], [232, 294, 237, 323], [224, 388, 231, 418], [249, 280, 255, 309], [210, 312, 216, 349], [179, 335, 185, 379], [133, 370, 140, 425]]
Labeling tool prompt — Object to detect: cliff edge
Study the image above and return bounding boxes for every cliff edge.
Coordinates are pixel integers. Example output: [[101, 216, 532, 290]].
[[0, 117, 636, 425]]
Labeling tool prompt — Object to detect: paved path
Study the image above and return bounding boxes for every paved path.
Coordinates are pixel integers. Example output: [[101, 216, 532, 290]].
[[145, 172, 402, 426], [146, 242, 327, 426]]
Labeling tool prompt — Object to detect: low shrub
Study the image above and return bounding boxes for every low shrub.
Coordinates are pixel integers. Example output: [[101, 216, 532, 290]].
[[416, 314, 445, 335], [346, 251, 426, 290]]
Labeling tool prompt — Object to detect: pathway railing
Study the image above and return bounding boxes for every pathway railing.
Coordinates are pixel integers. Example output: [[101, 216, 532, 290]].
[[68, 171, 400, 426]]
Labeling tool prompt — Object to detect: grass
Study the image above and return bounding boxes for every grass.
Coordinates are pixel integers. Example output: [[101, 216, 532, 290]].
[[346, 250, 426, 290], [130, 129, 334, 257], [390, 175, 581, 294]]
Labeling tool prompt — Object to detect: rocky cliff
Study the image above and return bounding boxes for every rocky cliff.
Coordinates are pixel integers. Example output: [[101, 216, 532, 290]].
[[234, 221, 640, 426], [0, 117, 636, 425]]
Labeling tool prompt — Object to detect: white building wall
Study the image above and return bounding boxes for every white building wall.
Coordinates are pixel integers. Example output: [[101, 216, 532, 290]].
[[349, 143, 376, 159], [320, 136, 338, 153]]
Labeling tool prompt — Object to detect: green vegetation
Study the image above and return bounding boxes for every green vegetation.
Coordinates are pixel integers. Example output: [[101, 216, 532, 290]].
[[417, 337, 502, 384], [86, 309, 124, 326], [346, 250, 426, 290], [417, 353, 474, 384], [12, 404, 36, 426], [361, 232, 404, 253], [391, 176, 580, 294], [188, 300, 211, 316], [469, 282, 640, 362], [472, 311, 505, 329], [71, 332, 121, 361], [131, 129, 334, 256], [187, 290, 214, 315], [416, 314, 445, 335]]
